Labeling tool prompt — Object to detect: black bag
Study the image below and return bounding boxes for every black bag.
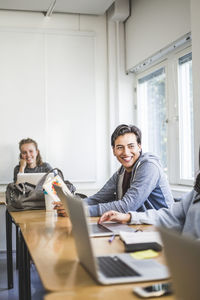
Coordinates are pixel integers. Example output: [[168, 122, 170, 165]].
[[6, 168, 76, 212]]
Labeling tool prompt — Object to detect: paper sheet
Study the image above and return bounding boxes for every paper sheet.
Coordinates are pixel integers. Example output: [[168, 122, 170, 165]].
[[130, 249, 159, 259]]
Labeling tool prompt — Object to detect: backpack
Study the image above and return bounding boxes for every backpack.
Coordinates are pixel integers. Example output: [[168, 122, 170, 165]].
[[6, 168, 76, 212]]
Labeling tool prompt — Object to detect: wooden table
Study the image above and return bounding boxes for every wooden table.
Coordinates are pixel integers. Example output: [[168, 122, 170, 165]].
[[44, 288, 175, 300], [9, 210, 175, 300]]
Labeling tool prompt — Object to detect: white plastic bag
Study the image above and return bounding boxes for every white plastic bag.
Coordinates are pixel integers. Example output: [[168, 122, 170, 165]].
[[43, 174, 65, 211]]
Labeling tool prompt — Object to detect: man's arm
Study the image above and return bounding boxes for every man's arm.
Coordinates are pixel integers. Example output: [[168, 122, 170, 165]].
[[89, 162, 161, 216], [84, 172, 118, 205]]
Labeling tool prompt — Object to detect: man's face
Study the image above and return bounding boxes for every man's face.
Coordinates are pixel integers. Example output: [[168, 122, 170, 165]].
[[113, 133, 141, 172]]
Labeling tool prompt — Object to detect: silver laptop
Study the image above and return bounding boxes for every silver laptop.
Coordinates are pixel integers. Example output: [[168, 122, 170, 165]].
[[159, 227, 200, 300], [17, 172, 54, 185], [55, 186, 169, 284], [54, 185, 135, 237]]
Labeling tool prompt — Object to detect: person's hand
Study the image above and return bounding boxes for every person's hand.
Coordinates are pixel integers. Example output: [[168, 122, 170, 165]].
[[98, 210, 131, 224], [19, 158, 27, 172], [53, 201, 67, 217]]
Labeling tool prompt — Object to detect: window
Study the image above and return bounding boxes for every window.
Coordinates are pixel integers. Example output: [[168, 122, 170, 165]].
[[178, 53, 194, 181], [135, 46, 194, 185], [137, 67, 167, 172]]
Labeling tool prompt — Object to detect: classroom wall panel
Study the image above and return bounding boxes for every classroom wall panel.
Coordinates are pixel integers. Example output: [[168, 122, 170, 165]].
[[45, 32, 96, 182], [0, 11, 108, 189], [0, 29, 46, 183]]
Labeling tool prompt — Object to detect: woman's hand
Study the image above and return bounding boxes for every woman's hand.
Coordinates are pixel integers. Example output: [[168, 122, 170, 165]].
[[19, 158, 27, 173], [98, 210, 131, 224], [53, 201, 67, 217]]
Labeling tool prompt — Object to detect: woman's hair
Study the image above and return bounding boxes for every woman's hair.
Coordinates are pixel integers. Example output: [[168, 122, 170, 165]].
[[194, 172, 200, 194], [19, 138, 43, 166], [111, 124, 142, 147]]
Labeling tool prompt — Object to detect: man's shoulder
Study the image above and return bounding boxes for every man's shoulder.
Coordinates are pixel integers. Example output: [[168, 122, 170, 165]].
[[139, 152, 161, 167]]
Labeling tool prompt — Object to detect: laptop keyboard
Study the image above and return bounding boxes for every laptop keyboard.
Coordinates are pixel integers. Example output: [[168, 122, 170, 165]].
[[97, 256, 141, 278], [90, 224, 111, 234]]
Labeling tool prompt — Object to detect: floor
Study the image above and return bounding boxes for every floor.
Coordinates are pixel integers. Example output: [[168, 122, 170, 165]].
[[0, 251, 46, 300]]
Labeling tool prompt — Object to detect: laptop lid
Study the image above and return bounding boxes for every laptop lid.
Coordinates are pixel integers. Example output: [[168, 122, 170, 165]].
[[56, 187, 169, 284], [54, 185, 134, 237], [17, 172, 51, 185], [60, 190, 99, 280], [159, 227, 200, 300]]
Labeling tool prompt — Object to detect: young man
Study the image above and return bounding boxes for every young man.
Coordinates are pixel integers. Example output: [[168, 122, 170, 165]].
[[98, 172, 200, 238], [54, 124, 173, 217], [84, 124, 173, 216]]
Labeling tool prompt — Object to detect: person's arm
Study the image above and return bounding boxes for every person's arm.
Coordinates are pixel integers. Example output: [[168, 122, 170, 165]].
[[89, 162, 160, 216], [18, 158, 27, 173], [99, 191, 193, 232], [98, 193, 190, 230], [84, 172, 118, 205], [13, 166, 19, 182], [98, 211, 131, 224], [53, 201, 67, 217], [13, 165, 23, 183], [13, 159, 27, 183]]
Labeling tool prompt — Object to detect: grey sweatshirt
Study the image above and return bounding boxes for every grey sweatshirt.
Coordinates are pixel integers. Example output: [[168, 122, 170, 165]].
[[129, 189, 200, 238], [85, 152, 173, 216]]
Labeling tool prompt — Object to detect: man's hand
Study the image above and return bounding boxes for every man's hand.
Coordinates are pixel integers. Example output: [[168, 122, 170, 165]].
[[98, 210, 131, 224], [53, 201, 67, 217]]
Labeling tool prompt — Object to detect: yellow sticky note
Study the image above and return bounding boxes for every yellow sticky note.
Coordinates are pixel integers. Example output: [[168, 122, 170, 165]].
[[130, 249, 159, 260]]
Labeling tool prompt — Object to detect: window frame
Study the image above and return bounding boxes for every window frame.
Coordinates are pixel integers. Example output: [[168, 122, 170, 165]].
[[134, 44, 193, 187]]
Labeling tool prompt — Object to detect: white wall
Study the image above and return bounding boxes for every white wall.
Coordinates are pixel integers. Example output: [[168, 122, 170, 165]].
[[107, 6, 135, 174], [126, 0, 191, 70], [0, 11, 109, 191]]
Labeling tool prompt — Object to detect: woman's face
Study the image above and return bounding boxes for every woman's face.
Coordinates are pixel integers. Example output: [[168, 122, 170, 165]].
[[20, 143, 38, 168]]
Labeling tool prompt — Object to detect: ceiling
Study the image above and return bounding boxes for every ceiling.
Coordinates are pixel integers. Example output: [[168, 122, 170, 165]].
[[0, 0, 115, 15]]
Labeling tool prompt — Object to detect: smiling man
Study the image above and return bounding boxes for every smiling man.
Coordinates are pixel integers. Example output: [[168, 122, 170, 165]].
[[84, 124, 174, 217]]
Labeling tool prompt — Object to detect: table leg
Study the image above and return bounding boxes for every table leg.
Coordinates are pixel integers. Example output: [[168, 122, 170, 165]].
[[16, 225, 19, 269], [18, 229, 31, 300], [6, 209, 13, 289]]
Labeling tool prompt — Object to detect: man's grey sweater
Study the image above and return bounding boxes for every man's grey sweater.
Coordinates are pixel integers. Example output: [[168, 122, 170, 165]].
[[85, 152, 173, 216]]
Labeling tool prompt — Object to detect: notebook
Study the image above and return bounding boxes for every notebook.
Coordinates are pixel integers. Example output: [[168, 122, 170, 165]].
[[119, 231, 163, 252], [17, 172, 49, 185], [54, 186, 169, 284], [54, 184, 135, 237], [159, 227, 200, 300]]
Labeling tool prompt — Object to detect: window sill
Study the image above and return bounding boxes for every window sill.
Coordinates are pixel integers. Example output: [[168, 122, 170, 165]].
[[170, 184, 191, 198]]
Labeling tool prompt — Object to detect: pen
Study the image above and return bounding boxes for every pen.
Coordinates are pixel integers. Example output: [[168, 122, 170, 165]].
[[135, 228, 143, 232], [108, 234, 115, 243]]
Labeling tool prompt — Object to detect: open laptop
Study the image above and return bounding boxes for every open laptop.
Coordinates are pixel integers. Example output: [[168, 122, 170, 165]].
[[54, 185, 135, 237], [54, 186, 169, 284], [159, 227, 200, 300], [17, 172, 54, 185]]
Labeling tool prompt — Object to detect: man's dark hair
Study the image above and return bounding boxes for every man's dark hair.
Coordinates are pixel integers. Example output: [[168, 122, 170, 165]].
[[111, 124, 142, 147]]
